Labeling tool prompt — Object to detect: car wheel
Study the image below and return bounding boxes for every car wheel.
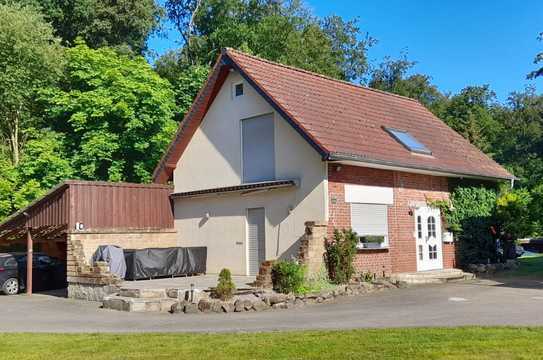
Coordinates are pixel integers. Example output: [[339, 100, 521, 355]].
[[2, 278, 19, 295]]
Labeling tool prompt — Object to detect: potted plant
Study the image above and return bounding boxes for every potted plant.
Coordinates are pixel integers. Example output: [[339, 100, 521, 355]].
[[358, 235, 385, 249]]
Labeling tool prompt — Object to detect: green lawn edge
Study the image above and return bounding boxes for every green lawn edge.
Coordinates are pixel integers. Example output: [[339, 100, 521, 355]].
[[2, 327, 543, 360]]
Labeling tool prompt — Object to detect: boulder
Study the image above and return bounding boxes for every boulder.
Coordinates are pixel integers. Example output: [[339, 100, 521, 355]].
[[170, 301, 186, 314], [243, 299, 253, 311], [234, 300, 245, 312], [252, 300, 269, 311], [211, 300, 223, 313], [198, 299, 212, 313], [272, 302, 288, 310], [221, 302, 235, 313]]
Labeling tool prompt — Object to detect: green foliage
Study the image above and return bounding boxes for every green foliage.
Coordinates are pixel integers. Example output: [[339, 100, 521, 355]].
[[164, 0, 373, 81], [15, 0, 163, 54], [445, 187, 498, 265], [302, 264, 336, 294], [0, 130, 74, 221], [360, 235, 385, 244], [359, 271, 375, 283], [325, 229, 358, 284], [215, 268, 236, 300], [271, 260, 306, 294], [368, 55, 446, 112], [39, 42, 177, 182], [527, 32, 543, 79], [496, 189, 535, 239], [439, 86, 502, 154], [0, 3, 64, 165], [493, 88, 543, 188]]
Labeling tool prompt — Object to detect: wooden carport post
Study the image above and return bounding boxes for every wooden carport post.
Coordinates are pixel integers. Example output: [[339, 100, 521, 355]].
[[23, 212, 33, 296]]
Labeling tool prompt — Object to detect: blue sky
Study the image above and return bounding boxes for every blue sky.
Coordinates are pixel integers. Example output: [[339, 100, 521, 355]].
[[148, 0, 542, 102]]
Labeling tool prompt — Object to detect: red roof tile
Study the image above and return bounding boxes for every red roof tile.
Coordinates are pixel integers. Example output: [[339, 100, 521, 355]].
[[153, 48, 513, 183]]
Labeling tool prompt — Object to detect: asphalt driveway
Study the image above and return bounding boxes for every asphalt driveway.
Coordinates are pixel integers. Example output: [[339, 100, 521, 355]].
[[1, 279, 543, 333]]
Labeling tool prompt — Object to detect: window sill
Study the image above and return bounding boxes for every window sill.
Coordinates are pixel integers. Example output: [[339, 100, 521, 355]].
[[356, 246, 389, 252]]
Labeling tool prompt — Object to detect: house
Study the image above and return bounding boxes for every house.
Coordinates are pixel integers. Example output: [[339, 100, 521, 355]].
[[153, 48, 514, 277]]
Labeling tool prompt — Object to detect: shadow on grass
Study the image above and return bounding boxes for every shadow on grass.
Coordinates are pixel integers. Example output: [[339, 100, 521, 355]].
[[476, 254, 543, 290]]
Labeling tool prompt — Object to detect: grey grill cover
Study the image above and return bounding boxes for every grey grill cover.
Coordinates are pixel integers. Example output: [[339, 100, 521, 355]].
[[123, 247, 207, 281], [92, 245, 127, 279]]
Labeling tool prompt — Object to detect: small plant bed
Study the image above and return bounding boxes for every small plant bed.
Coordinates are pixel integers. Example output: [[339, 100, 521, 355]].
[[170, 278, 401, 314]]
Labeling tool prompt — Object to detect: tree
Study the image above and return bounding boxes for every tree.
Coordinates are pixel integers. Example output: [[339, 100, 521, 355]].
[[0, 130, 74, 221], [0, 3, 64, 165], [493, 88, 543, 187], [163, 0, 373, 81], [439, 86, 502, 154], [39, 42, 177, 183], [368, 55, 446, 112], [16, 0, 162, 54], [527, 32, 543, 79]]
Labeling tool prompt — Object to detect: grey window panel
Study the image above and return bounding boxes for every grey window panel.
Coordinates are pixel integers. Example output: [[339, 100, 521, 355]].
[[351, 203, 388, 236], [242, 114, 275, 183]]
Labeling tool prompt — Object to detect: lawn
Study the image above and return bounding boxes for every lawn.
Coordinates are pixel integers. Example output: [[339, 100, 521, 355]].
[[504, 253, 543, 277], [2, 327, 543, 360]]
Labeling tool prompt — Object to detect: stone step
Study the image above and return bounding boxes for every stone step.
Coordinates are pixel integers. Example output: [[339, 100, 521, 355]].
[[389, 269, 474, 284], [102, 295, 177, 313], [118, 288, 168, 299]]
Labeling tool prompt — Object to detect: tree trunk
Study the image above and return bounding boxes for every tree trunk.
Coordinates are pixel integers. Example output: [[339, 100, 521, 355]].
[[7, 111, 20, 166]]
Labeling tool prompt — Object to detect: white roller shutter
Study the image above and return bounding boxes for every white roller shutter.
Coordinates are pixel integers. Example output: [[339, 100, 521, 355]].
[[247, 208, 266, 276], [350, 203, 388, 236]]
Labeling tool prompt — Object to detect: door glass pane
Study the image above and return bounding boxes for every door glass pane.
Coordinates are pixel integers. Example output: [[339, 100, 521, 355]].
[[418, 245, 423, 260], [417, 216, 422, 239], [427, 216, 436, 238]]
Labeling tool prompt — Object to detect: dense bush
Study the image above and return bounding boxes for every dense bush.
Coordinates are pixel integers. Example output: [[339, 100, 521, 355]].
[[444, 187, 499, 265], [272, 260, 306, 294], [325, 229, 358, 284], [215, 268, 236, 300]]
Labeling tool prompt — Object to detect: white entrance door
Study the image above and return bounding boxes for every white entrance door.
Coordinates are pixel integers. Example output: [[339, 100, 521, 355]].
[[246, 208, 266, 276], [415, 206, 443, 271]]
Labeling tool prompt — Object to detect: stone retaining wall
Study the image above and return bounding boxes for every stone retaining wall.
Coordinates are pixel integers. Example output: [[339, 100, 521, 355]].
[[169, 279, 401, 314]]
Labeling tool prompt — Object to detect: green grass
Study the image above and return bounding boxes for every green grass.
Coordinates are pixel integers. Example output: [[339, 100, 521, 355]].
[[2, 327, 543, 359], [503, 253, 543, 277]]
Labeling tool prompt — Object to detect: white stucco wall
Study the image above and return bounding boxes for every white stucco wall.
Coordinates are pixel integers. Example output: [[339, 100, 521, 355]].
[[173, 71, 327, 275]]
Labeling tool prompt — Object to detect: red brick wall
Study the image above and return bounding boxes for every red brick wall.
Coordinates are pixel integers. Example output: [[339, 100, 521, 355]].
[[327, 164, 456, 275]]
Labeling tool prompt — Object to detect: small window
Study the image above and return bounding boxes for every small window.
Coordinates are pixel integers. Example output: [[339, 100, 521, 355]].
[[384, 127, 432, 155], [234, 82, 244, 97], [351, 203, 389, 248]]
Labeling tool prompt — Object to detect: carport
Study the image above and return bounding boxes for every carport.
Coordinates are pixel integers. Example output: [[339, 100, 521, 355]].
[[0, 180, 176, 297]]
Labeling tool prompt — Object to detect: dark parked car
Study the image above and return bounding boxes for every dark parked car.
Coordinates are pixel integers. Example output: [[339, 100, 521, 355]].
[[0, 253, 66, 295]]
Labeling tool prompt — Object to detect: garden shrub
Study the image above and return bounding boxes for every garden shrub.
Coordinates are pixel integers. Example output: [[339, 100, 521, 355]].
[[325, 228, 358, 284], [497, 189, 535, 258], [215, 268, 236, 300], [447, 187, 498, 265], [272, 260, 306, 294]]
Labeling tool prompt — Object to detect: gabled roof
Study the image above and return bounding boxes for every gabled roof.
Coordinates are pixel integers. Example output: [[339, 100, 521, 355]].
[[153, 48, 514, 183]]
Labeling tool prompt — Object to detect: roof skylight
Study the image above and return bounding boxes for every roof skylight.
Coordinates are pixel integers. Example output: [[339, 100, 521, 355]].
[[384, 127, 432, 155]]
